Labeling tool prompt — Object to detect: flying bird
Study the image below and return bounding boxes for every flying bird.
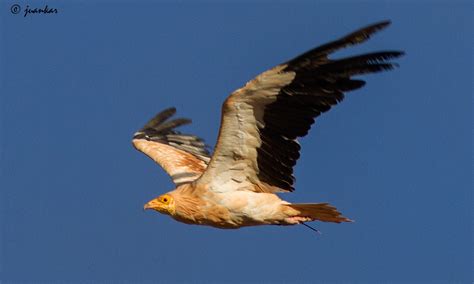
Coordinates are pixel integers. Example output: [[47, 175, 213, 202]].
[[133, 21, 403, 230]]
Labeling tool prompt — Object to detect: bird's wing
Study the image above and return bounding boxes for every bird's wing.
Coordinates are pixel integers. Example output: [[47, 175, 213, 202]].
[[132, 108, 211, 186], [196, 20, 403, 193]]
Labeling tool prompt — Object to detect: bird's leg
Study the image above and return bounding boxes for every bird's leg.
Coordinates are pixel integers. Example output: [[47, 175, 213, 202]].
[[284, 216, 312, 224], [301, 222, 322, 235]]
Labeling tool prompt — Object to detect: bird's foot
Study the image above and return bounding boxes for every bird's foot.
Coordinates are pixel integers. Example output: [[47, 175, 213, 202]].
[[284, 216, 312, 224]]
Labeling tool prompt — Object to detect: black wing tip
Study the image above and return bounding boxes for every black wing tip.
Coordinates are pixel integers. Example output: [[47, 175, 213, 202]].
[[133, 108, 211, 159], [364, 19, 391, 31], [153, 107, 177, 122], [380, 50, 405, 58], [286, 20, 399, 70], [161, 106, 177, 114], [340, 19, 393, 46], [350, 20, 391, 37], [166, 118, 192, 127], [134, 107, 192, 138], [395, 50, 406, 58], [152, 107, 179, 124]]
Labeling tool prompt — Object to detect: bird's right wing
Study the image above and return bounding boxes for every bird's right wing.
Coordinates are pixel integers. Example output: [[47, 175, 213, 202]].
[[132, 108, 211, 186]]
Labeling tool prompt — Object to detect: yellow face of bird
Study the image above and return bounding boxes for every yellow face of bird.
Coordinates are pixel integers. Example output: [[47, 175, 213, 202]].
[[143, 194, 175, 215]]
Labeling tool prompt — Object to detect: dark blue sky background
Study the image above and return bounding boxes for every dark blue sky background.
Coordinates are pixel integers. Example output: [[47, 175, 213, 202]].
[[1, 1, 472, 283]]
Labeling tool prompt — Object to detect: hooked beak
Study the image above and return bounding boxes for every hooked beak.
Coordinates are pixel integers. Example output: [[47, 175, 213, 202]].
[[143, 199, 159, 211]]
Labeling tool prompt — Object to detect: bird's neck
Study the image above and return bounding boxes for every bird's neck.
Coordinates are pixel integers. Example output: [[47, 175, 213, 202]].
[[170, 183, 207, 223]]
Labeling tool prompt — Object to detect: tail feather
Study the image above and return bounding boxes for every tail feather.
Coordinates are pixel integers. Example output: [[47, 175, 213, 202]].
[[288, 203, 353, 223]]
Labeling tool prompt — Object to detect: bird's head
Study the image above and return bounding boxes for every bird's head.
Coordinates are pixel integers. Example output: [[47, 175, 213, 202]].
[[143, 194, 175, 215]]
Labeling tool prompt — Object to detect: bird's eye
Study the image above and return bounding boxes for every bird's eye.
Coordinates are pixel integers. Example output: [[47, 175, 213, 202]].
[[163, 197, 168, 203]]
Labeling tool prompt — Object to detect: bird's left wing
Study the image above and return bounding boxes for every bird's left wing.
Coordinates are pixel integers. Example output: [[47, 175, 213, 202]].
[[195, 21, 403, 194], [132, 108, 211, 186]]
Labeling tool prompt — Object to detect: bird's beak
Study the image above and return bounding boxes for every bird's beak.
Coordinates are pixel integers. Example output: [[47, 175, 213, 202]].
[[143, 199, 159, 211]]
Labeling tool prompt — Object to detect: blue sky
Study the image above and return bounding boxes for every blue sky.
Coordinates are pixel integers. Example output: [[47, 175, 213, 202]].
[[0, 1, 472, 283]]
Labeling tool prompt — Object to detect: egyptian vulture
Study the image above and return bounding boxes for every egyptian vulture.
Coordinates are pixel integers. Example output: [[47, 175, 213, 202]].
[[133, 21, 403, 229]]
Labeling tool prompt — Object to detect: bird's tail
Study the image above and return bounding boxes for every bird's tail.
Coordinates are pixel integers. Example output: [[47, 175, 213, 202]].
[[286, 203, 353, 223]]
